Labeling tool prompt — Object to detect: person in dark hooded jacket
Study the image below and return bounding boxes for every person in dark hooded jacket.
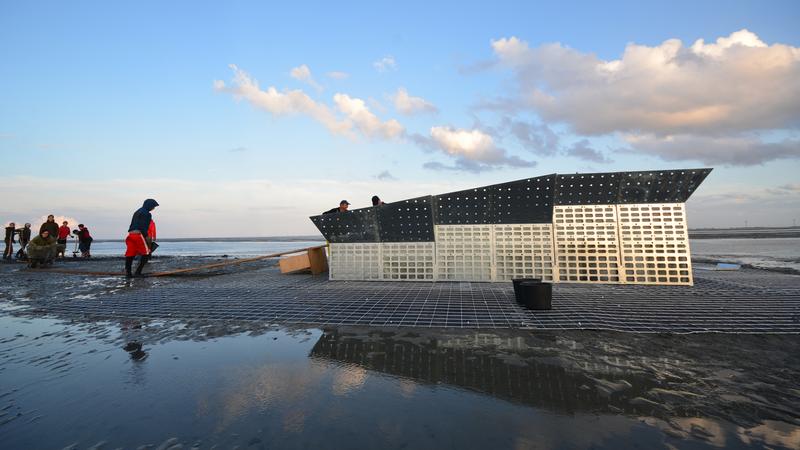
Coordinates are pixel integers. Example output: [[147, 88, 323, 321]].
[[125, 199, 159, 277], [15, 223, 32, 260], [4, 222, 16, 260], [39, 215, 59, 238]]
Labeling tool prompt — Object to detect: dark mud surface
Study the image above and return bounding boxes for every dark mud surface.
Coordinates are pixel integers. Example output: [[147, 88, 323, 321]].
[[1, 257, 799, 448]]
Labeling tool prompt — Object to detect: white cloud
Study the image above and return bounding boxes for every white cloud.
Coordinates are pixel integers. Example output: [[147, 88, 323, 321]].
[[426, 126, 536, 172], [492, 30, 800, 135], [373, 55, 396, 72], [215, 65, 404, 141], [333, 94, 404, 139], [214, 64, 352, 137], [430, 126, 499, 161], [326, 71, 349, 80], [490, 30, 800, 165], [290, 64, 322, 91], [392, 88, 438, 115]]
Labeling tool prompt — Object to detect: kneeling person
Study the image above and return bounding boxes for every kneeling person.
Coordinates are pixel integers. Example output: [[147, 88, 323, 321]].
[[27, 230, 57, 268]]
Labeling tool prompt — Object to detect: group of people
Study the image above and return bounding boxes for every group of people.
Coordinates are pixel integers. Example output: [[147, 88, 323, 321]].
[[2, 198, 159, 278], [322, 195, 385, 215], [3, 216, 93, 267]]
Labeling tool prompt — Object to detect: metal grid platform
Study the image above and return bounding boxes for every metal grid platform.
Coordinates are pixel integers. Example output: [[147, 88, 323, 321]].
[[16, 264, 800, 333]]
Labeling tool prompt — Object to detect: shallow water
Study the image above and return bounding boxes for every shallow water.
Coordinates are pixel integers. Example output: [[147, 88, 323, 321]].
[[1, 314, 798, 449], [691, 237, 800, 272]]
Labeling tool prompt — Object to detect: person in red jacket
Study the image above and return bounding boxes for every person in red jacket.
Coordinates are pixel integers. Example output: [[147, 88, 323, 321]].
[[77, 224, 92, 258], [56, 221, 71, 258]]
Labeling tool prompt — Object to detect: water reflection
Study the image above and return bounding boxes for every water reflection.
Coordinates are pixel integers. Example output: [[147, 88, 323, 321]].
[[310, 328, 661, 415], [308, 327, 800, 448], [3, 313, 799, 449]]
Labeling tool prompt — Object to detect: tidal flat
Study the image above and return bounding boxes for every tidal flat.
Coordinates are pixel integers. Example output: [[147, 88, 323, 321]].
[[0, 256, 799, 449]]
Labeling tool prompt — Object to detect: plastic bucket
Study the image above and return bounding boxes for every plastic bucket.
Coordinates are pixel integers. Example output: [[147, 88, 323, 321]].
[[512, 278, 541, 303], [519, 281, 552, 310]]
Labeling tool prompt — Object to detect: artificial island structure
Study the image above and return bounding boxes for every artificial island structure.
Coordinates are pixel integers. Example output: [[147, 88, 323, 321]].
[[310, 168, 712, 285]]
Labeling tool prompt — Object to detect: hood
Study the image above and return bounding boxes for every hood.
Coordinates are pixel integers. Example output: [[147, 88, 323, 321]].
[[142, 199, 159, 211]]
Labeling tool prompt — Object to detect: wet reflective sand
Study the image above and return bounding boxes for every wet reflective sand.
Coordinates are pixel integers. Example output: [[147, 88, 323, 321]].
[[1, 314, 798, 449]]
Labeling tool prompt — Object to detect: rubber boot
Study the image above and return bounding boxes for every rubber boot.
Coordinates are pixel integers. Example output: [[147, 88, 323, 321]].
[[134, 255, 149, 278], [125, 257, 134, 278]]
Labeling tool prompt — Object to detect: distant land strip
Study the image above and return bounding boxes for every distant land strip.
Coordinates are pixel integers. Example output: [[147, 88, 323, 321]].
[[689, 227, 800, 239]]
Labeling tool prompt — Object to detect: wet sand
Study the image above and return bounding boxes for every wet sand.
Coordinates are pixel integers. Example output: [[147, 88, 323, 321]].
[[1, 257, 799, 448]]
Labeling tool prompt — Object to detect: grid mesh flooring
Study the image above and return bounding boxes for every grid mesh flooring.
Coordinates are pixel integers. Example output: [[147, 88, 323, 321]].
[[20, 264, 800, 333]]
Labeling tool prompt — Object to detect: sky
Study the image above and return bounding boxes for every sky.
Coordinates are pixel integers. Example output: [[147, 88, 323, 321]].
[[1, 0, 798, 238]]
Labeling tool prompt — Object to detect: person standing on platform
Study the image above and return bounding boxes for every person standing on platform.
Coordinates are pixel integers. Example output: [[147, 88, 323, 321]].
[[371, 195, 385, 206], [125, 199, 158, 278]]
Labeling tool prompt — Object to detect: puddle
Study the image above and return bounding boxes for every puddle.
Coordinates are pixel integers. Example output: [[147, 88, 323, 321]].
[[1, 315, 798, 449]]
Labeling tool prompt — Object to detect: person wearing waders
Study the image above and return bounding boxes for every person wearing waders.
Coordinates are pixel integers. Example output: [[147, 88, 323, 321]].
[[125, 199, 158, 278]]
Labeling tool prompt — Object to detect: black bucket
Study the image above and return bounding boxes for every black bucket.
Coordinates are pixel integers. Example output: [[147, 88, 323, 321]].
[[519, 281, 552, 310], [512, 278, 541, 304]]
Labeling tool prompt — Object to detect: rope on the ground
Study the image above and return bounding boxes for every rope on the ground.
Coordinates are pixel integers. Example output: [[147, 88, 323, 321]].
[[21, 245, 327, 278]]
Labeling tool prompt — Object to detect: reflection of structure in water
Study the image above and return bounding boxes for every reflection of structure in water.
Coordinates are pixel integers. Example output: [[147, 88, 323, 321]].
[[310, 327, 674, 415]]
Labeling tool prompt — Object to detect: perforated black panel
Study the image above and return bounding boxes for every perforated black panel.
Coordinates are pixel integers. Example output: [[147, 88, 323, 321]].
[[488, 175, 555, 223], [308, 168, 713, 239], [433, 187, 492, 225], [377, 196, 435, 242], [309, 208, 379, 243], [554, 172, 623, 205], [618, 168, 712, 203]]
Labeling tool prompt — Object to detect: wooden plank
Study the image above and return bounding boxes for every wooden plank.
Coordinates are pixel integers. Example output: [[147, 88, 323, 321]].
[[279, 253, 312, 274], [307, 247, 328, 275]]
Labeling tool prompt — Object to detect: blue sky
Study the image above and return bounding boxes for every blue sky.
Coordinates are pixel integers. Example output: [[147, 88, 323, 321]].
[[1, 1, 799, 237]]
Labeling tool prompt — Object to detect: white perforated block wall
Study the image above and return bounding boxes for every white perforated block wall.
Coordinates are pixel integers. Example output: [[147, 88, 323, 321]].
[[328, 243, 381, 280], [435, 225, 493, 281], [553, 204, 621, 283], [493, 224, 555, 281], [617, 203, 693, 285], [382, 242, 436, 281]]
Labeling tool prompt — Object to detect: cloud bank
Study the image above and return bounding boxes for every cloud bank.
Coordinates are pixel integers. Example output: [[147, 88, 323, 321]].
[[491, 30, 800, 165]]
